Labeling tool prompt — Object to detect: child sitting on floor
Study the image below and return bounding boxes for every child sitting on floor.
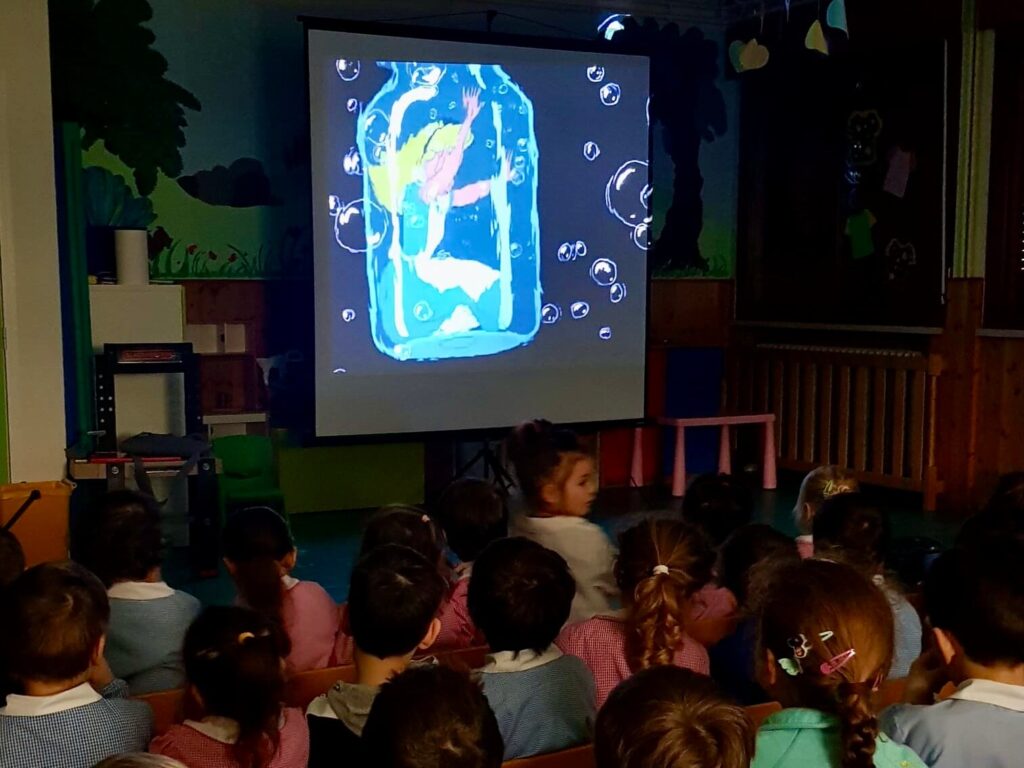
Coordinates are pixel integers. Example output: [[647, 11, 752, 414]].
[[222, 507, 340, 675], [150, 606, 308, 768], [752, 559, 925, 768], [362, 665, 504, 768], [306, 544, 445, 767], [880, 540, 1024, 767], [0, 562, 152, 768], [793, 465, 859, 558], [595, 665, 754, 768], [469, 537, 594, 760], [556, 518, 715, 707], [813, 493, 922, 678], [507, 419, 617, 623], [73, 490, 201, 693], [434, 479, 507, 649]]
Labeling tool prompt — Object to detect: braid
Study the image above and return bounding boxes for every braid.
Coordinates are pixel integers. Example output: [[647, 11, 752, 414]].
[[835, 682, 879, 768], [626, 573, 685, 671]]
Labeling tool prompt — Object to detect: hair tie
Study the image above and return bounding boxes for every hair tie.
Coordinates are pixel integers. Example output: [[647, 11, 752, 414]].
[[421, 514, 430, 524], [652, 564, 670, 576]]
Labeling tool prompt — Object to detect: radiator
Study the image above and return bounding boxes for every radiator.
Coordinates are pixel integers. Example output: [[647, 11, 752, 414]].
[[727, 344, 942, 495]]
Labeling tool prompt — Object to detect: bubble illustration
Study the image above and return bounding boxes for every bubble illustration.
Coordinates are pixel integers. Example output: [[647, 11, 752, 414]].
[[363, 110, 390, 148], [599, 83, 622, 106], [513, 155, 526, 170], [583, 141, 601, 161], [590, 258, 618, 287], [587, 65, 606, 83], [328, 195, 341, 216], [632, 222, 650, 251], [570, 301, 591, 320], [448, 101, 456, 110], [343, 148, 362, 176], [341, 308, 356, 322], [408, 63, 445, 87], [557, 242, 574, 263], [641, 184, 653, 210], [574, 240, 588, 258], [516, 137, 528, 152], [509, 167, 526, 186], [510, 242, 523, 259], [485, 139, 495, 149], [496, 83, 509, 95], [429, 108, 438, 120], [599, 326, 613, 340], [610, 282, 627, 303], [541, 303, 562, 324], [335, 59, 361, 81], [413, 301, 434, 322], [346, 98, 359, 113], [606, 160, 651, 227], [334, 199, 389, 254]]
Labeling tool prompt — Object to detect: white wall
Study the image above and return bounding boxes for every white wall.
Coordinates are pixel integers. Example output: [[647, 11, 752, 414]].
[[0, 0, 68, 481]]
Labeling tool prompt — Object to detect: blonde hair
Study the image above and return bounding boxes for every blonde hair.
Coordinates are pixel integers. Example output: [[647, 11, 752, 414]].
[[615, 519, 714, 672], [794, 466, 859, 533], [93, 756, 187, 768]]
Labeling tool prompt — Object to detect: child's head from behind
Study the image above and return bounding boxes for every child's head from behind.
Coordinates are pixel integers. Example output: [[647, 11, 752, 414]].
[[74, 490, 162, 587], [682, 474, 753, 548], [812, 493, 888, 576], [93, 756, 187, 768], [2, 561, 109, 686], [717, 524, 799, 609], [468, 537, 574, 654], [184, 606, 287, 768], [507, 419, 596, 517], [757, 559, 893, 768], [363, 665, 504, 768], [436, 479, 507, 563], [925, 540, 1024, 676], [595, 665, 754, 768], [222, 507, 295, 630], [0, 529, 25, 588], [359, 505, 446, 565], [957, 471, 1024, 550], [794, 466, 859, 534], [616, 519, 715, 673], [348, 544, 446, 660]]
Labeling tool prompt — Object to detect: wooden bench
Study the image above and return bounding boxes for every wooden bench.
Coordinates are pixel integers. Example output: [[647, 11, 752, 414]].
[[654, 414, 777, 497]]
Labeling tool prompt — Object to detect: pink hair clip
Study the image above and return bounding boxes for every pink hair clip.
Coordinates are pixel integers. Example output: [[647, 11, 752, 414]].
[[820, 648, 856, 676], [421, 514, 431, 524]]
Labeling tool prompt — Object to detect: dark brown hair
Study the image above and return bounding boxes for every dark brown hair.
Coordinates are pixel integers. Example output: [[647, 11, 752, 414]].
[[359, 505, 446, 565], [595, 665, 754, 768], [682, 473, 754, 547], [616, 519, 714, 673], [362, 665, 504, 768], [222, 507, 294, 641], [184, 606, 288, 768], [812, 493, 889, 575], [717, 524, 799, 609], [436, 479, 507, 563], [1, 561, 109, 683], [758, 559, 894, 768], [506, 419, 590, 510], [74, 490, 163, 587]]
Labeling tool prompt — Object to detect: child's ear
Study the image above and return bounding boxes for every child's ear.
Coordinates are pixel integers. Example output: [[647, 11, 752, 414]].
[[803, 502, 814, 525], [933, 627, 959, 666], [281, 548, 298, 573], [540, 482, 561, 509], [757, 649, 779, 690], [419, 617, 442, 651], [91, 635, 107, 667]]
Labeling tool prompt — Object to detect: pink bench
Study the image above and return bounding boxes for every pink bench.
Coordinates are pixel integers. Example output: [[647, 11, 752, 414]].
[[631, 415, 777, 497]]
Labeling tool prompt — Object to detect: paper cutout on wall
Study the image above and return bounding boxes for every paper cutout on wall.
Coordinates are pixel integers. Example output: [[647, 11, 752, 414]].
[[847, 110, 884, 166], [845, 210, 877, 260], [805, 20, 829, 55], [826, 0, 849, 35], [739, 39, 771, 71], [886, 239, 917, 280], [729, 40, 746, 73], [883, 148, 915, 198]]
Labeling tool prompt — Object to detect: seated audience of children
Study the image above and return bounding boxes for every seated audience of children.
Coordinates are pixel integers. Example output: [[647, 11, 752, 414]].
[[813, 493, 923, 678], [0, 562, 153, 768], [595, 665, 754, 768], [306, 544, 445, 766], [222, 507, 340, 674], [468, 536, 594, 759], [793, 465, 859, 558], [150, 605, 309, 768], [434, 479, 507, 649], [73, 490, 201, 694], [362, 665, 504, 768], [507, 419, 618, 623], [557, 518, 715, 707]]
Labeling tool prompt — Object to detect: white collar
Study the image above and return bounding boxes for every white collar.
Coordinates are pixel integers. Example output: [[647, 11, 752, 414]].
[[949, 679, 1024, 712], [108, 580, 176, 600], [2, 682, 101, 717], [455, 562, 473, 581], [481, 646, 563, 674], [282, 575, 299, 590], [185, 716, 240, 744]]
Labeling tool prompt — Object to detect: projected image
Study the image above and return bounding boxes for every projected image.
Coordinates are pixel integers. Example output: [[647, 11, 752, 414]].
[[323, 58, 648, 364]]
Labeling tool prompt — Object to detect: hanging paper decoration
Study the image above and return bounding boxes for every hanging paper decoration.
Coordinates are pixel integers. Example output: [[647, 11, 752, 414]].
[[826, 0, 849, 34], [729, 40, 746, 73], [739, 39, 771, 71], [805, 19, 829, 55]]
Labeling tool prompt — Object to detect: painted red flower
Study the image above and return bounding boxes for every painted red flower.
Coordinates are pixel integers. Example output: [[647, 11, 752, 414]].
[[208, 251, 219, 261], [228, 253, 238, 263], [186, 243, 197, 255]]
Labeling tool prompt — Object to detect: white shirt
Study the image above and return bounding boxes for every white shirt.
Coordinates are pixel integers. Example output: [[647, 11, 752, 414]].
[[481, 646, 564, 674], [510, 514, 619, 624], [948, 679, 1024, 712], [2, 682, 101, 717], [107, 581, 176, 600]]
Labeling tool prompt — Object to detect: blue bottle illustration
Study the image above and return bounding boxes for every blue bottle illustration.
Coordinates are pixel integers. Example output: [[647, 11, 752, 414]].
[[357, 62, 541, 362]]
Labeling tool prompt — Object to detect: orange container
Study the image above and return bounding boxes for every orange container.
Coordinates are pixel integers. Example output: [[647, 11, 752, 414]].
[[1, 481, 74, 566]]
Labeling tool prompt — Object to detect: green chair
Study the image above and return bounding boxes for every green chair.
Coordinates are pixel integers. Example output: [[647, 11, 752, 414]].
[[212, 435, 285, 522]]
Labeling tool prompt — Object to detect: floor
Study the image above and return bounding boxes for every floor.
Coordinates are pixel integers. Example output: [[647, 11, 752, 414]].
[[165, 469, 964, 606]]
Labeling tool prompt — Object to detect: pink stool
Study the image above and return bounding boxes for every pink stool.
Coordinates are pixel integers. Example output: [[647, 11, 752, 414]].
[[639, 414, 777, 497]]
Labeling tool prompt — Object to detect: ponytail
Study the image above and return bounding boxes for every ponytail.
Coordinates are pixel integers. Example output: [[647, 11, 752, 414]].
[[836, 682, 879, 768]]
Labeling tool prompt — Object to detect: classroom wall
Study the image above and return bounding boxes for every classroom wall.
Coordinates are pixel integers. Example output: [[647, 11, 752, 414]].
[[0, 0, 67, 483]]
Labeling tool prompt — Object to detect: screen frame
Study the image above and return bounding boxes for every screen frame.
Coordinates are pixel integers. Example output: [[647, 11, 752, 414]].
[[301, 15, 653, 443]]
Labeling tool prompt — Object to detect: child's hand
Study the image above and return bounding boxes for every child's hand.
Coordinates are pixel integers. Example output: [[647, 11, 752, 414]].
[[88, 656, 115, 692], [904, 647, 949, 704]]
